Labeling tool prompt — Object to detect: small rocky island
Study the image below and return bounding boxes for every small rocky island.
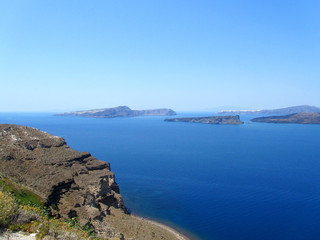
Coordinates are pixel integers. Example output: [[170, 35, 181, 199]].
[[56, 106, 176, 118], [165, 115, 243, 124], [251, 112, 320, 124]]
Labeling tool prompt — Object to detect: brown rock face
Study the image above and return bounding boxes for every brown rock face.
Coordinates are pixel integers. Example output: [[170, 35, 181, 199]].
[[0, 124, 124, 234]]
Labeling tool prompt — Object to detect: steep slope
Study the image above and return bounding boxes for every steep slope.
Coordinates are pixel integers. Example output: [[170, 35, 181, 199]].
[[0, 124, 189, 240], [0, 124, 124, 237]]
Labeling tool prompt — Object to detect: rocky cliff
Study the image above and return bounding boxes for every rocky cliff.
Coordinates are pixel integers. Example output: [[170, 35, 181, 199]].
[[56, 106, 176, 118], [0, 124, 188, 240], [165, 115, 243, 124], [0, 124, 124, 237], [251, 112, 320, 124]]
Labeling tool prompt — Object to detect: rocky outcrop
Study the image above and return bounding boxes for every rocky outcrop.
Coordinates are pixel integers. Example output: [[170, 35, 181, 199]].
[[218, 105, 320, 115], [0, 124, 124, 237], [251, 112, 320, 124], [56, 106, 176, 118], [165, 115, 243, 124], [0, 124, 190, 240]]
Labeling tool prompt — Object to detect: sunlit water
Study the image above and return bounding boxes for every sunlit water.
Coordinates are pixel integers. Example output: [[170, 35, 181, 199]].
[[1, 112, 320, 240]]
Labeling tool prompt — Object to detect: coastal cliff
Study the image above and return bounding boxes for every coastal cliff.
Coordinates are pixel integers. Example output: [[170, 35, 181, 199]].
[[0, 124, 124, 237], [165, 115, 243, 125], [56, 106, 176, 118], [251, 112, 320, 124], [0, 124, 188, 240]]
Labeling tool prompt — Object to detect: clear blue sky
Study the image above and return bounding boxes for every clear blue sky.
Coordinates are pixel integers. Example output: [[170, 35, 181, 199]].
[[1, 0, 319, 112]]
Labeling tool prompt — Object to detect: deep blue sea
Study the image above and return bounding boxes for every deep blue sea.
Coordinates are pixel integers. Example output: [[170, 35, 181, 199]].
[[1, 112, 320, 240]]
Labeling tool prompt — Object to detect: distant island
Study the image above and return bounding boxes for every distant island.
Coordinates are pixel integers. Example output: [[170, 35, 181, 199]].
[[218, 105, 320, 115], [56, 106, 176, 118], [251, 112, 320, 124], [165, 115, 243, 125]]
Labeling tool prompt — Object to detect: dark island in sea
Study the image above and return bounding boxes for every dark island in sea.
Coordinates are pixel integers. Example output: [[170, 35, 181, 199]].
[[0, 124, 188, 240], [218, 105, 320, 115], [55, 106, 176, 118], [165, 115, 243, 125], [251, 112, 320, 124]]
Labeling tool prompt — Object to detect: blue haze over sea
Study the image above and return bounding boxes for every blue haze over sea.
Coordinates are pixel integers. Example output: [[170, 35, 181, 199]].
[[1, 112, 320, 240]]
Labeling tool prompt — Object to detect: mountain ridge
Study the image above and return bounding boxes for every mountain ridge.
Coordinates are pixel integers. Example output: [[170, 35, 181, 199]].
[[218, 105, 320, 115], [251, 112, 320, 124], [55, 106, 176, 118]]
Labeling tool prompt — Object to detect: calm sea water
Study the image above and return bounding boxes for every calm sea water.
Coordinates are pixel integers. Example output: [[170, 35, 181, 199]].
[[1, 112, 320, 240]]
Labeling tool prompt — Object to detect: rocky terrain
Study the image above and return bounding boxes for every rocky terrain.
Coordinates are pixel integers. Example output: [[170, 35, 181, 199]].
[[56, 106, 176, 118], [165, 115, 243, 124], [251, 112, 320, 124], [0, 124, 188, 240], [218, 105, 320, 115]]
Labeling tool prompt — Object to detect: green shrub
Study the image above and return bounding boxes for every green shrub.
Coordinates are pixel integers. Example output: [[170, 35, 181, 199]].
[[0, 178, 97, 240], [0, 191, 18, 227], [0, 178, 43, 207]]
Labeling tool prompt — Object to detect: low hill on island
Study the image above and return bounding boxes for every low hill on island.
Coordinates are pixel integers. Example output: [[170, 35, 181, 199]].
[[251, 112, 320, 124], [0, 124, 188, 240], [165, 115, 243, 125], [56, 106, 176, 118], [218, 105, 320, 115]]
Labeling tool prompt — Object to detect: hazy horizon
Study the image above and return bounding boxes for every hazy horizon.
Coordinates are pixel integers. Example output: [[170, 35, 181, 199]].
[[1, 1, 319, 112], [1, 104, 319, 114]]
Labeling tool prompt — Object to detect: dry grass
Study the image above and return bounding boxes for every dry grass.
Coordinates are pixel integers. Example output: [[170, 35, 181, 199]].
[[0, 189, 96, 240], [0, 177, 187, 240], [0, 191, 18, 228]]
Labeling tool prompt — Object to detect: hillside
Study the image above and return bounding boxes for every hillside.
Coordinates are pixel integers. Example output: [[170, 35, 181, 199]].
[[0, 124, 188, 240], [251, 112, 320, 124], [56, 106, 176, 118], [218, 105, 320, 115]]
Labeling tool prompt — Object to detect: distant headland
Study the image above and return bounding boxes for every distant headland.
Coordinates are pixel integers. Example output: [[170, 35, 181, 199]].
[[165, 115, 243, 125], [251, 112, 320, 124], [55, 106, 176, 118], [218, 105, 320, 115]]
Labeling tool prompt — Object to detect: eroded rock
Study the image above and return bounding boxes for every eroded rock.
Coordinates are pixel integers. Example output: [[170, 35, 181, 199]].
[[0, 124, 125, 236]]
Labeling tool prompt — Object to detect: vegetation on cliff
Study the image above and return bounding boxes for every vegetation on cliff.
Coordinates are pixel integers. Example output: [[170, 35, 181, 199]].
[[0, 124, 189, 240], [0, 177, 97, 239]]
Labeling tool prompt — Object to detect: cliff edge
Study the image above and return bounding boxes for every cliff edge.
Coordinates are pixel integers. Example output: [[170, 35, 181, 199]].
[[0, 124, 124, 237], [0, 124, 189, 240]]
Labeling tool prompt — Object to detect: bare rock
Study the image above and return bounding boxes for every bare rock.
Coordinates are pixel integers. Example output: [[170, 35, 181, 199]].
[[0, 124, 125, 236]]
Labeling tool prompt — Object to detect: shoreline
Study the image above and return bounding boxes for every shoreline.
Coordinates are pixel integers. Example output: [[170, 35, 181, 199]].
[[131, 214, 193, 240]]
